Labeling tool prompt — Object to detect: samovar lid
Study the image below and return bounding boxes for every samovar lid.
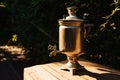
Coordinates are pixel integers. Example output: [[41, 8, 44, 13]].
[[58, 5, 84, 26]]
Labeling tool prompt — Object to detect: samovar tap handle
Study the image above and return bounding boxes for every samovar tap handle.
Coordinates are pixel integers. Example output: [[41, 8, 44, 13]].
[[48, 44, 65, 57]]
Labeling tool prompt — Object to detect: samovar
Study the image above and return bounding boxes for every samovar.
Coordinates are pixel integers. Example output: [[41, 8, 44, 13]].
[[48, 5, 92, 75]]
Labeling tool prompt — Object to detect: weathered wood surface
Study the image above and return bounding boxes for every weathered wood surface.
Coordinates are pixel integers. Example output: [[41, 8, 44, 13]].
[[24, 58, 120, 80]]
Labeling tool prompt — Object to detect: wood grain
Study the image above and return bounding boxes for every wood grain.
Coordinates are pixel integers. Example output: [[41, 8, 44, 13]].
[[24, 58, 120, 80]]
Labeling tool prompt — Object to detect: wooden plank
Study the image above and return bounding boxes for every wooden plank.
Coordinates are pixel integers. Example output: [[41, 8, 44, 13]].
[[77, 59, 120, 80], [78, 59, 120, 74], [24, 58, 120, 80], [24, 71, 34, 80], [40, 64, 67, 80], [49, 59, 120, 80], [24, 65, 58, 80], [46, 62, 86, 80], [55, 61, 101, 80]]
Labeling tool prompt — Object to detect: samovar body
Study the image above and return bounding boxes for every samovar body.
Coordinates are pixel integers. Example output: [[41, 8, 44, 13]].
[[59, 20, 84, 57]]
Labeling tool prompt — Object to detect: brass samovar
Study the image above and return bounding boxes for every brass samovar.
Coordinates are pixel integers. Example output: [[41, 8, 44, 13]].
[[48, 5, 93, 75]]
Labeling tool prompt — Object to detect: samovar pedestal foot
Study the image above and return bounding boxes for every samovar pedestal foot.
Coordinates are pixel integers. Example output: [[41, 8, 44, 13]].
[[60, 61, 84, 75]]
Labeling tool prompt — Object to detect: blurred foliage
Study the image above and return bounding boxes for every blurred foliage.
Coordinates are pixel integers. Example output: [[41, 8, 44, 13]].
[[0, 2, 6, 7], [3, 0, 67, 64], [85, 0, 120, 69], [0, 0, 120, 68]]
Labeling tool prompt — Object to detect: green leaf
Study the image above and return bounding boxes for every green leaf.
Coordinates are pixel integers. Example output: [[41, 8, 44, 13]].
[[12, 34, 18, 42], [0, 2, 6, 7]]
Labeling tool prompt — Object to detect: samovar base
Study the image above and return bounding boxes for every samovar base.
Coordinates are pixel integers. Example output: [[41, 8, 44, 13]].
[[60, 61, 84, 75]]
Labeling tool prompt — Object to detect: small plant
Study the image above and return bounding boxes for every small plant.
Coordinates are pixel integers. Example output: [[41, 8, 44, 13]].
[[0, 2, 6, 7], [100, 0, 120, 31], [7, 34, 18, 45]]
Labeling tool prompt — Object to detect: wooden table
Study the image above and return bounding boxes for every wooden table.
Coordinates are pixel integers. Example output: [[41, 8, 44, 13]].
[[24, 58, 120, 80]]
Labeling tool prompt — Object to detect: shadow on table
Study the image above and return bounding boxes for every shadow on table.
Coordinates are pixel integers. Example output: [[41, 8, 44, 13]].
[[75, 67, 120, 80]]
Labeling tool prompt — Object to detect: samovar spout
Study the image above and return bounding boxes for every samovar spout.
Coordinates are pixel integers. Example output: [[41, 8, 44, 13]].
[[48, 44, 65, 57]]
